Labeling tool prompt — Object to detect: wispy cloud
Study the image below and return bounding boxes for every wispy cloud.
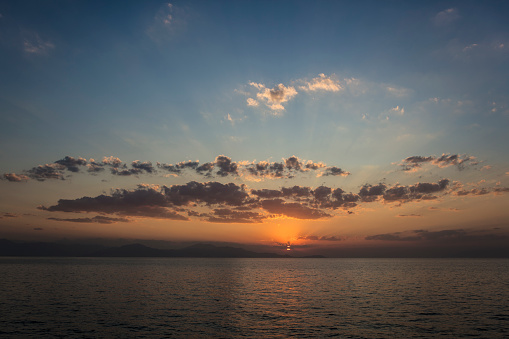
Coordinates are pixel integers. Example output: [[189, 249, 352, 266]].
[[23, 34, 54, 55], [433, 8, 459, 26], [146, 3, 186, 43]]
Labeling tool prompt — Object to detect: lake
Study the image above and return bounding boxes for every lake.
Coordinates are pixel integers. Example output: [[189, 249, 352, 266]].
[[1, 257, 508, 338]]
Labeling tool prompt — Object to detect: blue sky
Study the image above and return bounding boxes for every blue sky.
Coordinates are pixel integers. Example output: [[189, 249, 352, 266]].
[[1, 1, 508, 254]]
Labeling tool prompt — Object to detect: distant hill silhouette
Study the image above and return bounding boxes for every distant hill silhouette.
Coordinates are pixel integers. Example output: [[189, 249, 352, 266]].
[[0, 239, 294, 258]]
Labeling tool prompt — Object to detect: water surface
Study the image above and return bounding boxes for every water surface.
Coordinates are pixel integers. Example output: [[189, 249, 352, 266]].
[[1, 258, 508, 338]]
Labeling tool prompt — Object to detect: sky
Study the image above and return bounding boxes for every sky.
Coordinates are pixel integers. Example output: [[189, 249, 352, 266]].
[[1, 0, 508, 256]]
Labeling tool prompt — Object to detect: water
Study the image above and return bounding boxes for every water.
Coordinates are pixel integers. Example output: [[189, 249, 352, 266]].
[[0, 258, 508, 338]]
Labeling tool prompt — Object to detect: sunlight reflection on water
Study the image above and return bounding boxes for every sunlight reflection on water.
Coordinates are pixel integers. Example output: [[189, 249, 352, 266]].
[[0, 258, 508, 338]]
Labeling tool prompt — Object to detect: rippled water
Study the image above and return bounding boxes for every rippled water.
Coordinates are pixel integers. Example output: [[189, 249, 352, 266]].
[[0, 257, 508, 338]]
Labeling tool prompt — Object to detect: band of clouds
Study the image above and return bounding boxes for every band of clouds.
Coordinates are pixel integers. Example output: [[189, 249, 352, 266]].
[[3, 153, 507, 224], [38, 178, 456, 224], [2, 155, 349, 182]]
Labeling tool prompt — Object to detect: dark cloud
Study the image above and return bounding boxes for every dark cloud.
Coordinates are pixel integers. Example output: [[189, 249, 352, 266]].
[[54, 156, 87, 173], [244, 161, 285, 178], [366, 232, 421, 241], [281, 185, 312, 198], [365, 229, 507, 243], [251, 189, 283, 199], [26, 164, 66, 181], [260, 199, 331, 219], [206, 208, 265, 223], [410, 179, 449, 193], [110, 167, 145, 176], [196, 162, 214, 175], [454, 188, 490, 196], [39, 186, 169, 214], [157, 160, 199, 174], [131, 160, 156, 174], [359, 183, 386, 202], [39, 181, 251, 221], [2, 213, 18, 218], [322, 166, 350, 177], [4, 154, 350, 182], [87, 159, 105, 173], [397, 214, 422, 217], [285, 156, 302, 170], [382, 179, 450, 203], [48, 215, 130, 224], [214, 155, 238, 177], [400, 154, 477, 172], [163, 181, 250, 206], [108, 160, 156, 176], [33, 227, 44, 231], [313, 186, 332, 202], [304, 161, 326, 170], [298, 235, 342, 241]]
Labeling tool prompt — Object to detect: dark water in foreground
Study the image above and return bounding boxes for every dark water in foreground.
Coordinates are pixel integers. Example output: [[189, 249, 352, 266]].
[[0, 258, 508, 338]]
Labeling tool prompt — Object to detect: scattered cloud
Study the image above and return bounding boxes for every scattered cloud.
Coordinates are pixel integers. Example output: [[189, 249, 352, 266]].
[[146, 3, 186, 43], [23, 34, 55, 55], [433, 8, 459, 26], [246, 98, 259, 107], [3, 173, 29, 182], [249, 82, 298, 111], [298, 235, 342, 241], [48, 215, 130, 224], [399, 154, 478, 172], [299, 73, 341, 92], [366, 229, 507, 243]]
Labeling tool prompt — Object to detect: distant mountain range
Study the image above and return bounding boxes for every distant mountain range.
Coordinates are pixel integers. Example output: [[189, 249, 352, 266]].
[[0, 239, 317, 258]]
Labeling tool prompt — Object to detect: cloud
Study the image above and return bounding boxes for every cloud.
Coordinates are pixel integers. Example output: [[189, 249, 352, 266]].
[[390, 106, 404, 115], [146, 3, 186, 43], [260, 199, 331, 220], [24, 34, 54, 54], [4, 154, 350, 182], [320, 166, 350, 177], [359, 183, 386, 202], [399, 154, 477, 172], [102, 156, 123, 167], [131, 160, 156, 174], [299, 73, 342, 92], [250, 82, 298, 111], [3, 173, 29, 182], [214, 155, 238, 177], [157, 160, 199, 174], [382, 179, 450, 203], [366, 229, 507, 244], [2, 213, 18, 218], [54, 156, 87, 172], [298, 235, 342, 241], [246, 98, 259, 107], [206, 208, 265, 223], [433, 8, 459, 26], [26, 163, 66, 181], [48, 215, 130, 224]]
